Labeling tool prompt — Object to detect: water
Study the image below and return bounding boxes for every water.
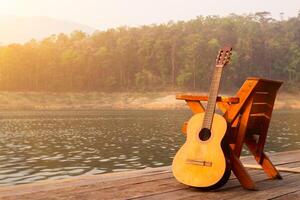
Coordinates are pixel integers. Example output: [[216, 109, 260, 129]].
[[0, 110, 299, 185]]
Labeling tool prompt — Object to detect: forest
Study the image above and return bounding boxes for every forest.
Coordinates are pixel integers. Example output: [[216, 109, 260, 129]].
[[0, 12, 299, 93]]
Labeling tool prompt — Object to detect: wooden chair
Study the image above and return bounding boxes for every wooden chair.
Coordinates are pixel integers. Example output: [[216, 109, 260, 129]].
[[176, 77, 283, 190]]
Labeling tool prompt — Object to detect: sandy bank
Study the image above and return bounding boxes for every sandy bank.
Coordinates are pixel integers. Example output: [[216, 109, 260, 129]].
[[0, 91, 297, 111]]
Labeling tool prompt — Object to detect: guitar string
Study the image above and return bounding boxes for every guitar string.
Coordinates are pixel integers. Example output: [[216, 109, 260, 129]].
[[203, 70, 221, 128], [202, 67, 223, 129]]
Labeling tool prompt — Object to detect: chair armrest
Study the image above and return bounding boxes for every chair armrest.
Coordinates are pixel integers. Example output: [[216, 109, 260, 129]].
[[176, 94, 239, 104]]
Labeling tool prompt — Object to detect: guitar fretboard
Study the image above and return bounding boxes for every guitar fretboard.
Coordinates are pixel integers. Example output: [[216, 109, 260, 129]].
[[202, 66, 223, 129]]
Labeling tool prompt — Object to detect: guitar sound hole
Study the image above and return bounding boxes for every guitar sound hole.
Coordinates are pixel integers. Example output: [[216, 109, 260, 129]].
[[199, 128, 211, 141]]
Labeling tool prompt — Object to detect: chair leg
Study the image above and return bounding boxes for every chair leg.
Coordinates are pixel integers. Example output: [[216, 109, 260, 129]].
[[229, 148, 256, 190], [233, 98, 253, 158], [246, 139, 282, 179]]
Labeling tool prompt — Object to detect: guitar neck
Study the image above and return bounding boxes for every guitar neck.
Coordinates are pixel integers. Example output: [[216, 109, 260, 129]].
[[202, 66, 224, 129]]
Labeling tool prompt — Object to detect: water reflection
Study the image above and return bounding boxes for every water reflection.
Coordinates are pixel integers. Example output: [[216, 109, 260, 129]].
[[0, 110, 298, 185]]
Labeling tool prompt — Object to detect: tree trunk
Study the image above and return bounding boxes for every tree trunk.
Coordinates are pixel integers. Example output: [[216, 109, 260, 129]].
[[171, 43, 176, 88], [193, 62, 196, 89]]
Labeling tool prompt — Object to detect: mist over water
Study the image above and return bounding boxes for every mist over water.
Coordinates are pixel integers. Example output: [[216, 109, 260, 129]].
[[0, 110, 298, 185]]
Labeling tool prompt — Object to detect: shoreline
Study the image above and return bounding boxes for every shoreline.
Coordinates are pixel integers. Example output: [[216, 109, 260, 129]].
[[0, 91, 298, 111]]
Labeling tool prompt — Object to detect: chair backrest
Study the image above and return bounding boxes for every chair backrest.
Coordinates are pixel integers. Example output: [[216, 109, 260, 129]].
[[247, 78, 282, 135], [225, 77, 282, 157], [225, 77, 282, 123]]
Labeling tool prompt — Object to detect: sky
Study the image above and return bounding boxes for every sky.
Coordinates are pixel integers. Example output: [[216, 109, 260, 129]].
[[0, 0, 300, 30]]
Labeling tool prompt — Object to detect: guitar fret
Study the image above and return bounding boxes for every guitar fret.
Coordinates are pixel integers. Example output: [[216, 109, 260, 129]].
[[202, 66, 223, 129]]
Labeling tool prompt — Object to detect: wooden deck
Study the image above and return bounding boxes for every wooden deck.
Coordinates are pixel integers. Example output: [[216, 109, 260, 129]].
[[0, 150, 300, 200]]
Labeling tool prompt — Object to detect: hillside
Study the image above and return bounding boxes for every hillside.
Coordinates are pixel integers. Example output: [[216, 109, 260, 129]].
[[0, 13, 299, 93], [0, 15, 94, 44]]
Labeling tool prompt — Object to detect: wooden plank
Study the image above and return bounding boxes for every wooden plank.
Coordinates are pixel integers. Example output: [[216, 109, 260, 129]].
[[250, 102, 273, 117], [0, 150, 299, 200], [254, 80, 282, 93], [240, 150, 300, 165], [244, 164, 300, 173], [135, 161, 300, 200], [3, 149, 296, 197], [247, 114, 270, 133], [14, 168, 277, 200], [0, 174, 177, 200], [246, 77, 283, 85], [176, 94, 239, 104], [135, 170, 269, 200], [186, 100, 205, 113], [224, 79, 258, 123], [246, 138, 282, 179], [179, 162, 300, 200], [253, 92, 274, 105], [5, 152, 279, 198], [233, 96, 253, 157], [230, 148, 256, 190], [217, 102, 229, 113], [0, 167, 171, 198], [14, 168, 269, 200], [227, 174, 300, 200], [272, 190, 300, 200]]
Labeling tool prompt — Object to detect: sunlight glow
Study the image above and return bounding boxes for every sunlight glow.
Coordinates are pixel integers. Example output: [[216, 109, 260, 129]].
[[0, 0, 299, 29]]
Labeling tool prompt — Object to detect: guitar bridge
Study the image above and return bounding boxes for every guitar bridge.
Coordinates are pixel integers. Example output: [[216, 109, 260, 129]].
[[186, 159, 212, 167]]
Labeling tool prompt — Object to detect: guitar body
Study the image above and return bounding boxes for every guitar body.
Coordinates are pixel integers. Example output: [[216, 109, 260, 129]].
[[172, 112, 231, 188], [172, 47, 233, 189]]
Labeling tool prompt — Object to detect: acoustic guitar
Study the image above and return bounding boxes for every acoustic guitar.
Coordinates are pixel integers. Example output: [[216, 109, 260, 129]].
[[172, 47, 232, 189]]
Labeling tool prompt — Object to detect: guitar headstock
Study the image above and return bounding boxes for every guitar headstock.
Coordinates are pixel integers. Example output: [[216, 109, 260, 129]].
[[216, 47, 232, 67]]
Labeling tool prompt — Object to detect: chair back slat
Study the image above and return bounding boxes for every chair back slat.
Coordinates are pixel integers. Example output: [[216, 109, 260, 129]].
[[253, 92, 274, 105], [227, 77, 282, 157], [247, 114, 270, 135], [250, 103, 273, 118]]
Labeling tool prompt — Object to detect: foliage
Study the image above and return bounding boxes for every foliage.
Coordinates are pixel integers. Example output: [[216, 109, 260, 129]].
[[0, 13, 300, 92]]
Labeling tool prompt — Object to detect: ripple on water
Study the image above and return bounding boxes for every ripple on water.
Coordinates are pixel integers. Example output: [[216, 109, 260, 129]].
[[0, 110, 298, 186]]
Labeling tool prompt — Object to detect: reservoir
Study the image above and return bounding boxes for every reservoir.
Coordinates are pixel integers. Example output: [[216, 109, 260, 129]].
[[0, 109, 299, 185]]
